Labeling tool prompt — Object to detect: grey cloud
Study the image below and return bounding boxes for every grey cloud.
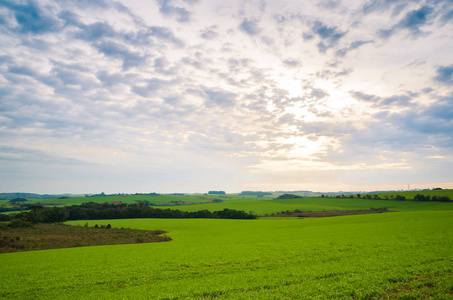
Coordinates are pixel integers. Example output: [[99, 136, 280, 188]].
[[132, 78, 169, 97], [316, 68, 351, 79], [181, 57, 202, 69], [96, 70, 137, 87], [7, 65, 37, 77], [148, 26, 184, 46], [381, 95, 411, 106], [434, 64, 453, 85], [200, 26, 218, 39], [57, 0, 110, 9], [317, 0, 341, 10], [5, 59, 93, 91], [311, 89, 329, 100], [362, 0, 410, 15], [302, 33, 315, 40], [204, 89, 236, 107], [278, 113, 295, 124], [336, 40, 374, 57], [311, 21, 347, 53], [379, 5, 434, 38], [0, 0, 61, 34], [154, 57, 176, 75], [352, 91, 414, 107], [0, 146, 91, 165], [94, 41, 147, 70], [274, 15, 287, 23], [392, 100, 453, 147], [58, 10, 81, 27], [156, 0, 191, 22], [75, 22, 117, 41], [239, 19, 262, 36], [50, 67, 82, 86], [261, 36, 275, 45], [351, 91, 380, 102], [441, 8, 453, 24], [283, 59, 300, 67]]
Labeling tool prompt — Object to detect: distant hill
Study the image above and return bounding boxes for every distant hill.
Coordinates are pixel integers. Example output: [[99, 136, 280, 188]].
[[0, 193, 76, 200]]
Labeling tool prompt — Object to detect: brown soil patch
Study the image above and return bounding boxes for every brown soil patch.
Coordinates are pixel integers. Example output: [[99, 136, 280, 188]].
[[0, 223, 171, 253]]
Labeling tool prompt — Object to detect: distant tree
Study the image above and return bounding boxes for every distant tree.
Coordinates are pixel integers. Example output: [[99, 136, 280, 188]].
[[438, 196, 451, 202], [8, 218, 33, 228], [40, 207, 69, 223], [0, 213, 12, 221], [357, 194, 361, 198], [208, 191, 226, 195], [29, 205, 45, 212], [414, 194, 427, 201], [8, 198, 27, 203], [276, 194, 302, 200]]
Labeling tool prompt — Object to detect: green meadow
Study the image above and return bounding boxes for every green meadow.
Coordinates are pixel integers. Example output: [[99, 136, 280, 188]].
[[1, 195, 453, 299], [0, 194, 259, 208], [161, 196, 453, 216]]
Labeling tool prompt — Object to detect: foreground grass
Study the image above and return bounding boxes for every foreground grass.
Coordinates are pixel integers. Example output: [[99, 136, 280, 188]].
[[0, 224, 170, 253], [0, 210, 452, 299]]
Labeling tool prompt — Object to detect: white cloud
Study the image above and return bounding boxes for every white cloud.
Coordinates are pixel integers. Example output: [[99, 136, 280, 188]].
[[0, 0, 451, 193]]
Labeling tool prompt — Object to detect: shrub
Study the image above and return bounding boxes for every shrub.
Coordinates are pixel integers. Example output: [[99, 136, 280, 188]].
[[9, 219, 33, 228]]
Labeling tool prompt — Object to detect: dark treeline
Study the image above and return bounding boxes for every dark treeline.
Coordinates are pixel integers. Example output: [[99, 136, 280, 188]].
[[4, 202, 256, 225], [275, 194, 303, 199], [325, 193, 451, 202]]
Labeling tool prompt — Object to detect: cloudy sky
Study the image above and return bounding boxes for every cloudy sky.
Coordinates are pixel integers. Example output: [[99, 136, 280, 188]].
[[1, 0, 452, 194]]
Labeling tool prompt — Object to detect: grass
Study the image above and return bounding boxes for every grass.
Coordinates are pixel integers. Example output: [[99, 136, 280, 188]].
[[365, 189, 453, 199], [157, 196, 453, 216], [0, 194, 260, 209], [0, 209, 452, 299], [0, 223, 170, 253]]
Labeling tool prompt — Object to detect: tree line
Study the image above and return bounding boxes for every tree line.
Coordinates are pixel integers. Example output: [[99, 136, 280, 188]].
[[2, 201, 257, 225], [322, 193, 451, 202]]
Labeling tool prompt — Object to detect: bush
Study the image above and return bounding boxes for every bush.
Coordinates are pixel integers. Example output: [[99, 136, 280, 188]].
[[9, 219, 33, 228], [0, 214, 12, 222]]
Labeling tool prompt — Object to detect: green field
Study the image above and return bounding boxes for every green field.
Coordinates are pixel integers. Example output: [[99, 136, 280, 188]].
[[1, 193, 452, 299], [2, 190, 451, 214], [1, 205, 452, 298], [0, 194, 260, 209], [159, 196, 453, 216], [364, 189, 453, 199]]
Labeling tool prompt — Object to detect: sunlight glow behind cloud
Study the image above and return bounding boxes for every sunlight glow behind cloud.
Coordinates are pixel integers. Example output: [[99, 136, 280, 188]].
[[0, 0, 452, 193]]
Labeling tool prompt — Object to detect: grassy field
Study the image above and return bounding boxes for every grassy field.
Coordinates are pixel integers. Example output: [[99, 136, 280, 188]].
[[0, 194, 260, 209], [1, 193, 452, 299], [159, 196, 453, 216], [365, 189, 453, 199], [2, 190, 451, 212], [1, 205, 452, 299]]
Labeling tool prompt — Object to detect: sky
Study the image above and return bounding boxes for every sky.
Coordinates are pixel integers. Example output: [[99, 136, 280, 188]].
[[0, 0, 452, 194]]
